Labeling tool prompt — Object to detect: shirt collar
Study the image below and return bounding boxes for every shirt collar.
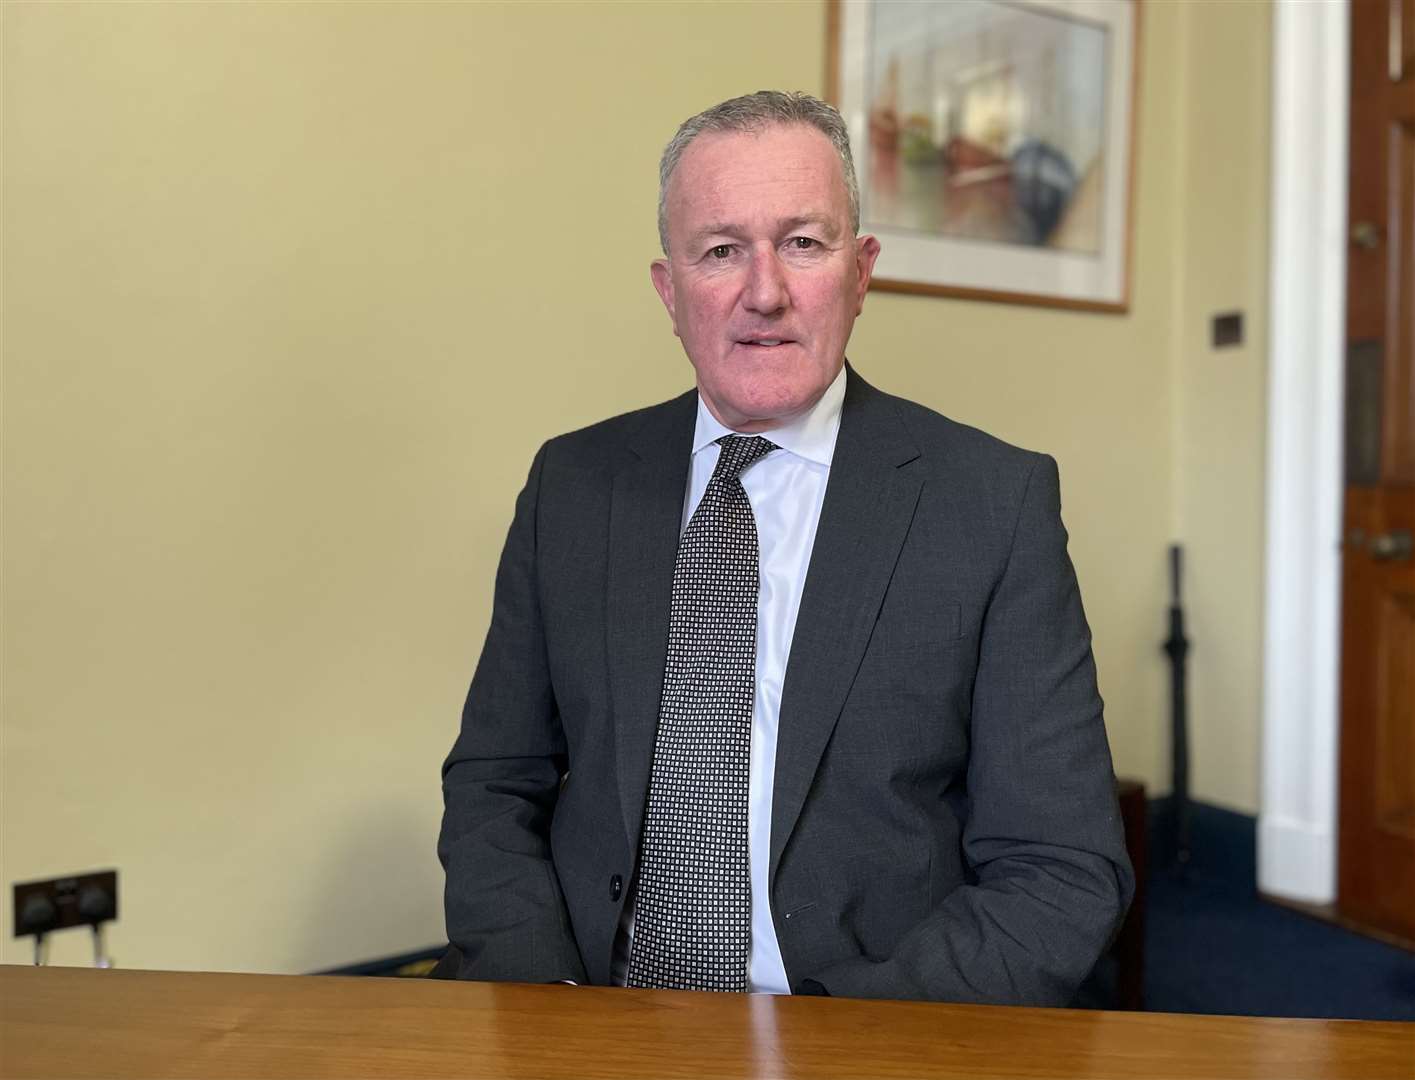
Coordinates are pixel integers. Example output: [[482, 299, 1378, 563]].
[[691, 364, 846, 467]]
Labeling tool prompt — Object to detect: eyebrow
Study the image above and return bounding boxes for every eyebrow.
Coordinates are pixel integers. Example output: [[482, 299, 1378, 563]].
[[780, 214, 840, 237], [688, 214, 841, 246]]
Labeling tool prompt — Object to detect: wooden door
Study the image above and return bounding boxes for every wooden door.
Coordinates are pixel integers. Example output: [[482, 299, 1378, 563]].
[[1338, 0, 1415, 944]]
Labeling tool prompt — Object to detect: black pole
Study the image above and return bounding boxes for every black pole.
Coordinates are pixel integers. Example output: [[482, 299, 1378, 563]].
[[1163, 544, 1192, 867]]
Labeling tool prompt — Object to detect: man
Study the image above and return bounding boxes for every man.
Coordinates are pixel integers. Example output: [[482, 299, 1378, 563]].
[[439, 91, 1133, 1004]]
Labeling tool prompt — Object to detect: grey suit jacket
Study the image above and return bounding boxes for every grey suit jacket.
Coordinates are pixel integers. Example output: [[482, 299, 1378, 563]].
[[439, 368, 1134, 1004]]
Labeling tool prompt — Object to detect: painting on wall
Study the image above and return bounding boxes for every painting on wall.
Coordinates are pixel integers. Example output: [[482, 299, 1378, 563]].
[[829, 0, 1139, 312]]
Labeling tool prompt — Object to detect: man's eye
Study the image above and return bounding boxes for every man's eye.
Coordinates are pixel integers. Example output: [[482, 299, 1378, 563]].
[[790, 237, 817, 250], [710, 245, 733, 259]]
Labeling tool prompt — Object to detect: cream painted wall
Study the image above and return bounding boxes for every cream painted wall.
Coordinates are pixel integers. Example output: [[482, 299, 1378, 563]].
[[1168, 0, 1272, 816], [1, 0, 1266, 972]]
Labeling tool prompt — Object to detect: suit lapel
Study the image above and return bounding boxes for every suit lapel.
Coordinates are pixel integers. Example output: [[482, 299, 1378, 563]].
[[769, 372, 922, 884], [608, 390, 697, 853]]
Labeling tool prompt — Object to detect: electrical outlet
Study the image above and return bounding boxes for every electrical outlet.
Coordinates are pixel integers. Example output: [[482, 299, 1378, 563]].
[[1212, 311, 1244, 348], [12, 870, 118, 938]]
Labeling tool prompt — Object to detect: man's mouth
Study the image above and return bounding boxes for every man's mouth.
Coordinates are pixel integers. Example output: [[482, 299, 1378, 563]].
[[738, 338, 794, 348]]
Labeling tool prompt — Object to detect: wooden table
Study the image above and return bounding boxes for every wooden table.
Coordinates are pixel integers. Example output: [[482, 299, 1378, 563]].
[[1, 965, 1411, 1079]]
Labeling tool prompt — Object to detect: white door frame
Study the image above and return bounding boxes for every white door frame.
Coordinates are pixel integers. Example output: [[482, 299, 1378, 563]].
[[1258, 0, 1349, 904]]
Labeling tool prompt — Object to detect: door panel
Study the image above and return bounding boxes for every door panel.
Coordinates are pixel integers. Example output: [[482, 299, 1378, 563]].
[[1389, 120, 1414, 482], [1398, 0, 1415, 80], [1373, 593, 1414, 839], [1339, 492, 1415, 939]]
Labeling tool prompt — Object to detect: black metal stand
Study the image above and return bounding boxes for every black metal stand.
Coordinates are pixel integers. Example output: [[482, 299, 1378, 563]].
[[1163, 544, 1192, 870]]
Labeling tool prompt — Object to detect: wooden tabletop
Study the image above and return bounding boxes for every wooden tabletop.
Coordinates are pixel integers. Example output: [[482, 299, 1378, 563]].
[[1, 965, 1411, 1079]]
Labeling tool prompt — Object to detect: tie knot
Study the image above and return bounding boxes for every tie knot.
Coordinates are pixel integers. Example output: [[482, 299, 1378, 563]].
[[713, 435, 776, 481]]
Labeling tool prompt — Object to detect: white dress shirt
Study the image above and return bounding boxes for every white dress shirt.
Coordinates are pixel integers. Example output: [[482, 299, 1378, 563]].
[[612, 365, 845, 994]]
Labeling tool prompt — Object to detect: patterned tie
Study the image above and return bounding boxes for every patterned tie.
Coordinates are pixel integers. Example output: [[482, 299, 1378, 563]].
[[626, 434, 777, 992]]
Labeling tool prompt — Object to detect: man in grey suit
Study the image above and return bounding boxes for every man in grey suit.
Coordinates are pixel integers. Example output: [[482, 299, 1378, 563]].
[[439, 91, 1133, 1004]]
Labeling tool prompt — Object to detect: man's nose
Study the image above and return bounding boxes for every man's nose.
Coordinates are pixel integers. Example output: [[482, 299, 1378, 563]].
[[743, 245, 788, 314]]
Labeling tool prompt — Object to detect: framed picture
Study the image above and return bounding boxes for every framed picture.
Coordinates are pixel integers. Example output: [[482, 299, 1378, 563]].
[[828, 0, 1140, 312]]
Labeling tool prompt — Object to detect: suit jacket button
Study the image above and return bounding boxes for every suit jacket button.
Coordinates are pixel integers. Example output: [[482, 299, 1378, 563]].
[[610, 874, 623, 901]]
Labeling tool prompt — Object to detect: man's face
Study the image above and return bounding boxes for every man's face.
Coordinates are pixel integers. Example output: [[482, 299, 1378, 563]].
[[651, 125, 881, 433]]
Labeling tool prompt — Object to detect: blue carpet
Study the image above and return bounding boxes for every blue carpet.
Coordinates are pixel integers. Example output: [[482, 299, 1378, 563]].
[[1138, 800, 1415, 1020]]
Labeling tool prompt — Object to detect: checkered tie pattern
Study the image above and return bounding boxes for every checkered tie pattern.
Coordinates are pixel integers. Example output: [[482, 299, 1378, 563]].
[[626, 434, 777, 992]]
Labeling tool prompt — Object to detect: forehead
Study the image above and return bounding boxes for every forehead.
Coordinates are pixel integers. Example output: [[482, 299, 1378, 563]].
[[666, 124, 850, 234]]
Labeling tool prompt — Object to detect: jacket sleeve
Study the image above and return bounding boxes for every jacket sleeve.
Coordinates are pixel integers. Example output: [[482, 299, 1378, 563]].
[[806, 454, 1134, 1004], [438, 443, 588, 984]]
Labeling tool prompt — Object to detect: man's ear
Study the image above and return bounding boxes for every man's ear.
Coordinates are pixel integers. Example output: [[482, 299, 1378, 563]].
[[649, 259, 679, 336], [853, 235, 882, 314]]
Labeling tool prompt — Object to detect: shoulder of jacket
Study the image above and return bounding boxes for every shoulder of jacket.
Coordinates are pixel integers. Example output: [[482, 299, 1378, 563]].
[[879, 390, 1048, 479], [538, 390, 694, 469]]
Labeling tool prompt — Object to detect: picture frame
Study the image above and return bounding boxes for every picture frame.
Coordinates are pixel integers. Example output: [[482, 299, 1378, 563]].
[[828, 0, 1140, 313]]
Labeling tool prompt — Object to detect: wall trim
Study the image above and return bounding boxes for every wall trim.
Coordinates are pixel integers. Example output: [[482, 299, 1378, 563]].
[[1258, 814, 1337, 902], [1258, 0, 1348, 904]]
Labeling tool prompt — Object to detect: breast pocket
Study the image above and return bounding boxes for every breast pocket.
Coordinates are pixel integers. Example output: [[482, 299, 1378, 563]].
[[859, 589, 968, 686], [834, 589, 975, 761]]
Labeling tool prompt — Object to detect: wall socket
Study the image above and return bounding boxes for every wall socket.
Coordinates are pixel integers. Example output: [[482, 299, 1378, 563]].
[[1212, 311, 1245, 348], [12, 869, 118, 938]]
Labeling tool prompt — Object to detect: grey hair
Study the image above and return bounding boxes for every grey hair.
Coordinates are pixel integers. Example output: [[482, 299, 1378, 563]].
[[656, 90, 861, 255]]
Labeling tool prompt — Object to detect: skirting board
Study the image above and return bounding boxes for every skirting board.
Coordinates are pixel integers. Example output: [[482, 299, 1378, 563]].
[[1257, 813, 1335, 905]]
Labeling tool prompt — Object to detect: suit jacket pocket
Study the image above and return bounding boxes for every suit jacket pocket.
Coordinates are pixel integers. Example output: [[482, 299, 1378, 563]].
[[835, 596, 973, 765]]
